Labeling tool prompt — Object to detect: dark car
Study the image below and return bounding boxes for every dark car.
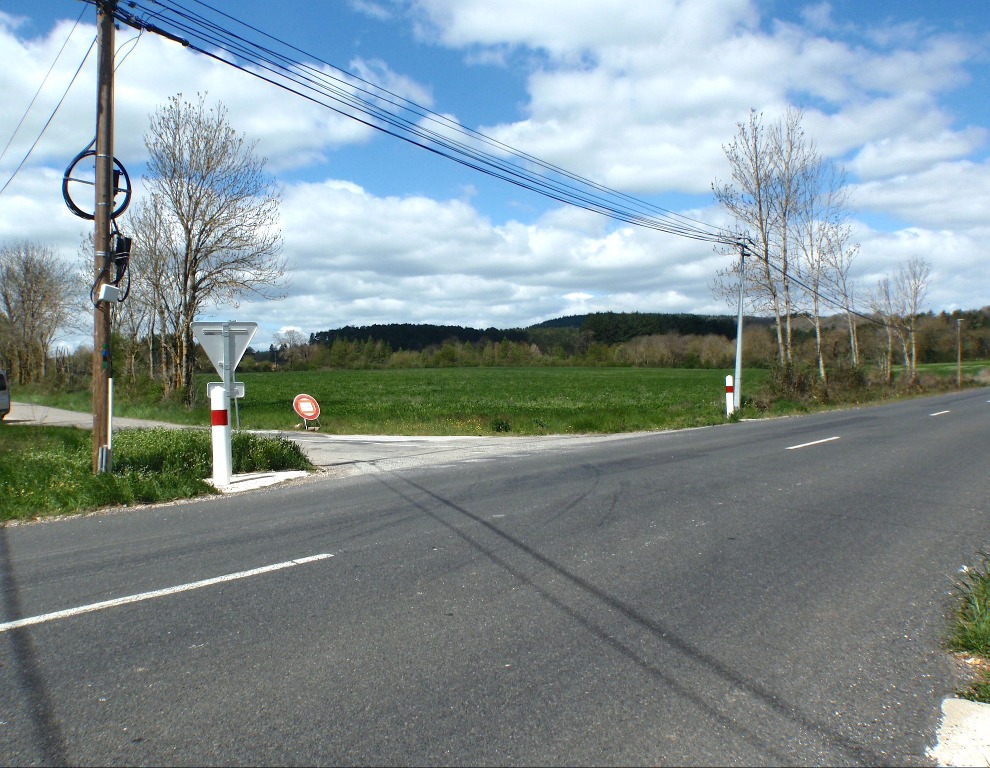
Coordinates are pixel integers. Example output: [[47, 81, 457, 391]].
[[0, 370, 10, 421]]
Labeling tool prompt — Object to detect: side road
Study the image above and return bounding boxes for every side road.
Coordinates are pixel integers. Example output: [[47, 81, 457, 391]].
[[5, 401, 186, 431]]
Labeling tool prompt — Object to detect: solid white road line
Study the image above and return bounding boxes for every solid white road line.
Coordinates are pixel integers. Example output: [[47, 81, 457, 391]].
[[786, 436, 841, 451], [930, 410, 951, 416], [0, 553, 334, 633]]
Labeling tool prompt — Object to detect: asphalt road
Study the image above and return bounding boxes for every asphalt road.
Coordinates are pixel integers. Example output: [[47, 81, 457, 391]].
[[2, 389, 988, 765]]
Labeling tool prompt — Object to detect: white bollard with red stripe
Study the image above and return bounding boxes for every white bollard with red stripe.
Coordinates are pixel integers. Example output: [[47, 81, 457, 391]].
[[725, 375, 735, 416], [210, 384, 233, 487]]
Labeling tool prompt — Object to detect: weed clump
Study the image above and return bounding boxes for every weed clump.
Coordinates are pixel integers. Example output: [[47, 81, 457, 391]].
[[948, 553, 990, 703]]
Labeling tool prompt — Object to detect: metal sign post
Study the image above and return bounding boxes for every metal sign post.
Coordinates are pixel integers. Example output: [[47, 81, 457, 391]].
[[192, 321, 257, 397], [192, 321, 257, 485]]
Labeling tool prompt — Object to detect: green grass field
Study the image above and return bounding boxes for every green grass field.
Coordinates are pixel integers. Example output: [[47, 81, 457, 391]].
[[912, 360, 989, 377], [18, 367, 769, 435], [207, 367, 764, 434], [13, 361, 987, 436]]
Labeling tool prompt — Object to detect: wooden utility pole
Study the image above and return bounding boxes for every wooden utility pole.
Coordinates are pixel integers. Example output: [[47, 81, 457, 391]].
[[93, 0, 116, 472]]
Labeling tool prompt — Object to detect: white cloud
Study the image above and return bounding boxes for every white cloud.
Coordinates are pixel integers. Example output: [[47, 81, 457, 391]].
[[849, 159, 990, 229], [408, 0, 982, 202]]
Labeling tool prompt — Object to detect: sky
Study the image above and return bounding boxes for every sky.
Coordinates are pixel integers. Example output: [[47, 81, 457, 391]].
[[1, 0, 989, 351]]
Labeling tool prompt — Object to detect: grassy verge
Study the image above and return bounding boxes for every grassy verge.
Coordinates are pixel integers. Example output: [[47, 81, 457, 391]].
[[948, 554, 990, 703], [0, 426, 313, 522]]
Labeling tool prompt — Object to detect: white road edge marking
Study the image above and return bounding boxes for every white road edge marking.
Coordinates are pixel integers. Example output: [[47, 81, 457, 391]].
[[0, 553, 333, 633], [930, 410, 951, 416], [786, 436, 841, 451]]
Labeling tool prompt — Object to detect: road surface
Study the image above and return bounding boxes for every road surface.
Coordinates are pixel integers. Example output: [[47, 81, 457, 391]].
[[2, 390, 988, 765]]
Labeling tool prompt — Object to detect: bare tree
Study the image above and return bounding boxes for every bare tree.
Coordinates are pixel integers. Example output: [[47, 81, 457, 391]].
[[868, 277, 896, 384], [713, 110, 784, 360], [0, 241, 81, 384], [768, 107, 809, 363], [273, 328, 311, 368], [893, 255, 932, 382], [793, 154, 855, 381], [132, 93, 285, 397], [868, 256, 932, 384], [127, 199, 181, 394], [713, 108, 811, 365], [823, 226, 860, 366]]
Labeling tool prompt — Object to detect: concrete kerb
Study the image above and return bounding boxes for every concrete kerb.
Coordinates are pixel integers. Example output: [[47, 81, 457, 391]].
[[928, 697, 990, 766], [206, 470, 310, 494]]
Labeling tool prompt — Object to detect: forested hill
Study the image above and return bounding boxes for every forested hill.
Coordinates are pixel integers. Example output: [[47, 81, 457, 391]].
[[309, 312, 746, 351], [580, 312, 740, 343], [309, 324, 529, 352]]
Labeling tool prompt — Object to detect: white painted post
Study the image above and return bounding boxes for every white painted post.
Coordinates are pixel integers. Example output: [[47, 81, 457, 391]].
[[725, 375, 735, 416], [210, 384, 232, 487], [107, 377, 114, 453]]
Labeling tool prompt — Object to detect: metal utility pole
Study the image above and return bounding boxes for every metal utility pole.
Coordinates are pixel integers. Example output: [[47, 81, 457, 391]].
[[92, 0, 117, 473], [733, 244, 747, 411], [956, 318, 963, 388]]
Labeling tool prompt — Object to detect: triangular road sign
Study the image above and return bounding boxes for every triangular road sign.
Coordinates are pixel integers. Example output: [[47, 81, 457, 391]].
[[192, 321, 258, 379]]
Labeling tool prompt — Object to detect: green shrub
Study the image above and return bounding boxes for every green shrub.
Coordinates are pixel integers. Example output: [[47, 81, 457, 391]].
[[231, 431, 310, 473], [949, 555, 990, 658], [827, 363, 868, 391], [766, 361, 820, 400], [0, 426, 312, 521], [948, 553, 990, 703], [113, 428, 213, 475]]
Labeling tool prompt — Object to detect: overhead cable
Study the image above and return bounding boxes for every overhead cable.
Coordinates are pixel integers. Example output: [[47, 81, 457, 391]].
[[0, 4, 88, 165], [0, 32, 97, 197], [107, 0, 734, 245], [76, 0, 875, 323]]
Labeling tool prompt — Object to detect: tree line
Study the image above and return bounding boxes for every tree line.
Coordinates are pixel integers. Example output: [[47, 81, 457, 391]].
[[254, 309, 990, 376], [307, 313, 752, 352]]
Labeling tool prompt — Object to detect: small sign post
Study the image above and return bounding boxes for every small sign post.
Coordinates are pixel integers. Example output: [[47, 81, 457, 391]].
[[293, 394, 321, 431], [192, 321, 258, 486], [210, 384, 232, 486]]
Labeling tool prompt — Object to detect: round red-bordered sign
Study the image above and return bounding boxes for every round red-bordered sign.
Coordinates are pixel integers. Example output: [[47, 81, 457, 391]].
[[293, 393, 321, 420]]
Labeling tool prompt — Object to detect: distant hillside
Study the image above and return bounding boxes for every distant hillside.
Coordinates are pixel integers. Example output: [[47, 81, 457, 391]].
[[580, 312, 741, 344], [529, 315, 587, 329], [310, 323, 528, 352]]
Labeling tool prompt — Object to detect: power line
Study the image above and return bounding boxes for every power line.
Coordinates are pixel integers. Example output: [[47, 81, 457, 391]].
[[0, 4, 88, 165], [80, 0, 877, 325], [0, 33, 97, 198], [106, 0, 735, 245], [179, 0, 726, 241]]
